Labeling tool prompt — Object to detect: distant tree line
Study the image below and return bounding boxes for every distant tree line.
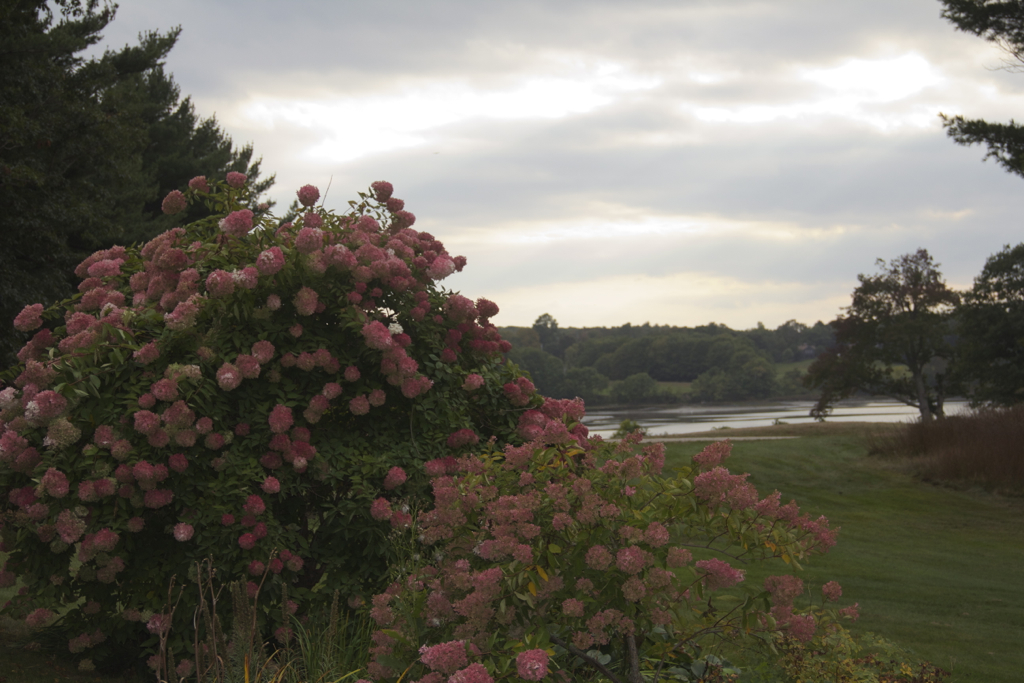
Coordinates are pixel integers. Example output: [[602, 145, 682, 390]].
[[502, 317, 833, 405], [1, 0, 274, 367], [509, 236, 1024, 416], [509, 1, 1024, 413]]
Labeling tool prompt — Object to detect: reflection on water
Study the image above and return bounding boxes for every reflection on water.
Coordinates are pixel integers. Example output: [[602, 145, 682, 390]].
[[582, 399, 969, 438]]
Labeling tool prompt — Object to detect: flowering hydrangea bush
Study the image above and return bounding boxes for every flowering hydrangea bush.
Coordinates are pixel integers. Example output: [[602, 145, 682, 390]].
[[0, 175, 543, 665], [363, 421, 858, 683]]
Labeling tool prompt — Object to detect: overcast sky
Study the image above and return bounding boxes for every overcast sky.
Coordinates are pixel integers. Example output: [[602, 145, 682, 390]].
[[91, 0, 1024, 329]]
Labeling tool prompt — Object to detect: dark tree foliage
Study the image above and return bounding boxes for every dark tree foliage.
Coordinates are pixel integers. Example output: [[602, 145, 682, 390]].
[[955, 243, 1024, 405], [565, 335, 625, 369], [115, 64, 274, 244], [594, 336, 656, 380], [939, 1, 1024, 178], [647, 334, 715, 381], [805, 250, 960, 421], [691, 335, 778, 402], [941, 0, 1024, 62], [533, 312, 574, 358], [506, 346, 567, 397], [503, 316, 830, 403], [0, 0, 272, 367], [563, 366, 609, 403], [743, 319, 834, 363], [610, 372, 664, 404]]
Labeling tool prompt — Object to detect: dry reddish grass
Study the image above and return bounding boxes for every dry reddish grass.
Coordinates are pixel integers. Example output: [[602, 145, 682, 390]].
[[866, 406, 1024, 493]]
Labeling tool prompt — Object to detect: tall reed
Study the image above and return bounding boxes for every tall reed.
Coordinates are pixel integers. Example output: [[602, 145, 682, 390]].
[[867, 405, 1024, 492]]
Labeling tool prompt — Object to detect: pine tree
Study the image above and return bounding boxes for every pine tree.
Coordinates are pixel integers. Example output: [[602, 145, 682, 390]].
[[939, 1, 1024, 177], [0, 0, 273, 366]]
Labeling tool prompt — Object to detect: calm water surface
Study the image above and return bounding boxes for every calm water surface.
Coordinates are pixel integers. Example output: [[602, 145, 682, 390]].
[[582, 399, 969, 438]]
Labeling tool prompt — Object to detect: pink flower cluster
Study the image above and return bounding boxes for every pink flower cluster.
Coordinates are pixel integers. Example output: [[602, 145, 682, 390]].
[[294, 287, 319, 316], [217, 363, 242, 391], [383, 466, 407, 490], [297, 184, 320, 207], [370, 498, 392, 521], [269, 405, 294, 433], [56, 509, 86, 543], [219, 209, 254, 237], [361, 321, 392, 350], [14, 304, 44, 332], [206, 270, 235, 298], [243, 494, 265, 515], [419, 640, 468, 674], [516, 650, 548, 681], [163, 294, 203, 331], [370, 181, 393, 201], [26, 608, 55, 628], [449, 664, 492, 683], [585, 545, 612, 570], [693, 439, 731, 468], [77, 478, 115, 502], [257, 247, 285, 275], [693, 466, 758, 509], [615, 546, 650, 575], [446, 429, 479, 449], [133, 342, 160, 364], [162, 190, 187, 215], [502, 377, 536, 407], [87, 258, 124, 278], [296, 226, 324, 254], [26, 390, 66, 421], [696, 557, 745, 591], [251, 340, 275, 363], [41, 468, 69, 498]]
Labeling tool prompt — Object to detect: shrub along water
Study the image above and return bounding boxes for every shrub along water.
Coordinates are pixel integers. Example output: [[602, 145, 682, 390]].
[[356, 431, 941, 683], [0, 176, 550, 671], [0, 178, 948, 682]]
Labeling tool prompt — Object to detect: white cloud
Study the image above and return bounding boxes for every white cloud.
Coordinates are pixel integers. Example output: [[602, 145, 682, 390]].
[[235, 63, 660, 162], [478, 272, 851, 330], [693, 54, 946, 130], [803, 53, 942, 102]]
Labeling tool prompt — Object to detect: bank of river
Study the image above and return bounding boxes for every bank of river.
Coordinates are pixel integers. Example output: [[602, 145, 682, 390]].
[[582, 398, 969, 438]]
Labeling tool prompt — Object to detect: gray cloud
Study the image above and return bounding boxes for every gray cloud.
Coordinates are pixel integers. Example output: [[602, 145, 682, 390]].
[[91, 0, 1024, 327]]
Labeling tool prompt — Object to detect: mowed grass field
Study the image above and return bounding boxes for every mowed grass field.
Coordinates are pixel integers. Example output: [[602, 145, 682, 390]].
[[662, 422, 1024, 683]]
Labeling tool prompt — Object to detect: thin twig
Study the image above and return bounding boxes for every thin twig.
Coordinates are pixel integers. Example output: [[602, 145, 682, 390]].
[[321, 175, 334, 205]]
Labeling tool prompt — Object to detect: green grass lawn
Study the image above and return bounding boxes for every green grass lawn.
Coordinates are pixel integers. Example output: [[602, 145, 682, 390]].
[[773, 358, 814, 376], [654, 380, 693, 397], [663, 424, 1024, 683]]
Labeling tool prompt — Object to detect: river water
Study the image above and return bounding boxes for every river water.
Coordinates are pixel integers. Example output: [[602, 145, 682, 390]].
[[581, 399, 969, 438]]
